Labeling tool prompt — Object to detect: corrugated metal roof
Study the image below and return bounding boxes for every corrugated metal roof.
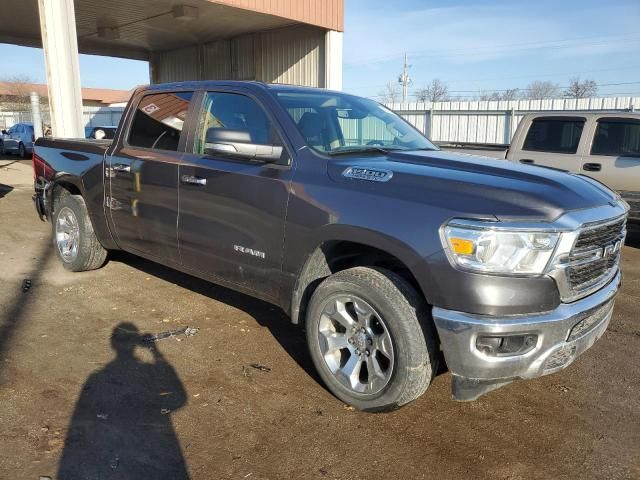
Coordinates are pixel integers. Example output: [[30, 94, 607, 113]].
[[208, 0, 343, 31], [0, 0, 342, 60]]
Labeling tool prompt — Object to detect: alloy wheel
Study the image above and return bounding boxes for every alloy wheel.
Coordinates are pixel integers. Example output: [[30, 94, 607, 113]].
[[317, 295, 394, 394], [55, 206, 80, 262]]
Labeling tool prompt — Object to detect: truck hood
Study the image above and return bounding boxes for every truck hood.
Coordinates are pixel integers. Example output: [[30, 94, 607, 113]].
[[327, 149, 619, 222]]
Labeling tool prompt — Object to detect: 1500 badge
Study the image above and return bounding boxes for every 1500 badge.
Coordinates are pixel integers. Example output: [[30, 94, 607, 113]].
[[343, 167, 394, 182]]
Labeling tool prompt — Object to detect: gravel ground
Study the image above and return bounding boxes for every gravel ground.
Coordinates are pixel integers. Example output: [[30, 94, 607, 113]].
[[0, 157, 638, 480]]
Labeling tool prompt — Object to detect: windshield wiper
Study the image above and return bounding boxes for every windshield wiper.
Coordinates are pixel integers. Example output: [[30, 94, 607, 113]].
[[327, 146, 408, 156]]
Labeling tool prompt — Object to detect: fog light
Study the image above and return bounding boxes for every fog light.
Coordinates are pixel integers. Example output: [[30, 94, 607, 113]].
[[476, 334, 538, 357]]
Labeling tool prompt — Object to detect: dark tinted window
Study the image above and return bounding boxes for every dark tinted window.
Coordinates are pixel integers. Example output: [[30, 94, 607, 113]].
[[195, 92, 281, 156], [591, 119, 640, 156], [523, 118, 585, 154], [128, 92, 193, 151]]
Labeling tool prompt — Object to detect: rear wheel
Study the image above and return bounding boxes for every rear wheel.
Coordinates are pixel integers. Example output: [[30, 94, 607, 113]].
[[306, 267, 438, 412], [52, 191, 107, 271]]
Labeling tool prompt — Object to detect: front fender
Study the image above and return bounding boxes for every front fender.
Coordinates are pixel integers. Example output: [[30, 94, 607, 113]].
[[288, 223, 443, 324]]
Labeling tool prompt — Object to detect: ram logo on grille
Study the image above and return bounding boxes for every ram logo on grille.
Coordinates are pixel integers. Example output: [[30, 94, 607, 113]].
[[602, 240, 622, 260]]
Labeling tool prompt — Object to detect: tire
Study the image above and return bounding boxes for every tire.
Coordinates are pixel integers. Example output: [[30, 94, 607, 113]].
[[52, 191, 108, 272], [18, 142, 26, 159], [305, 267, 438, 412], [0, 141, 4, 155]]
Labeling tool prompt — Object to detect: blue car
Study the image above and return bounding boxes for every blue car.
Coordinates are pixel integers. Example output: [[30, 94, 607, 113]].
[[1, 122, 35, 158]]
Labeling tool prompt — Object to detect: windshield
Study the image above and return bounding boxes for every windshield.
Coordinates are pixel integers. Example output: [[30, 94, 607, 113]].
[[275, 90, 437, 155]]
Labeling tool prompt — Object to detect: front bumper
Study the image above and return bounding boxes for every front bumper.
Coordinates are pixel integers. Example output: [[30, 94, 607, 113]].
[[433, 271, 621, 400]]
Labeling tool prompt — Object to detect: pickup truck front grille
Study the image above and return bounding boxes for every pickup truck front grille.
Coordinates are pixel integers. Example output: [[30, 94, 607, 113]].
[[566, 217, 626, 294], [573, 218, 626, 251]]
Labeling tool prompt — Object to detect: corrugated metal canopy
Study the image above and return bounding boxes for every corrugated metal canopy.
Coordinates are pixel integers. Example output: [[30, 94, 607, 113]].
[[0, 0, 343, 61]]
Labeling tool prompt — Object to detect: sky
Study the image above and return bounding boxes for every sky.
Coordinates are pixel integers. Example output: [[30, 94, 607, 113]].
[[0, 0, 639, 99]]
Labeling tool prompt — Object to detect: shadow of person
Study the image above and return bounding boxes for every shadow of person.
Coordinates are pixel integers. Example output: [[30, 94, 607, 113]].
[[58, 323, 190, 479]]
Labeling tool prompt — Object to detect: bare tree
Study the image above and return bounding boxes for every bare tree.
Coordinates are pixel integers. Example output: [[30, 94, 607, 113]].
[[564, 77, 598, 99], [477, 89, 520, 101], [501, 88, 520, 101], [379, 81, 401, 104], [414, 78, 449, 102], [524, 81, 561, 100], [0, 74, 41, 111]]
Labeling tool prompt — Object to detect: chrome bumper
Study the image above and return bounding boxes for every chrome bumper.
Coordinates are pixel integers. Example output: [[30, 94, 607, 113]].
[[433, 271, 621, 400]]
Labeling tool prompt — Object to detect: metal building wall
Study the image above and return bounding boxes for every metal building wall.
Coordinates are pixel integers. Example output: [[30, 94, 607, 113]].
[[150, 25, 325, 87], [151, 46, 200, 83], [255, 26, 325, 87], [387, 97, 640, 145]]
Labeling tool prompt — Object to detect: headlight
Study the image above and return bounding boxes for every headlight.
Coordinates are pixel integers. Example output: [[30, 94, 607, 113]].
[[441, 222, 560, 275]]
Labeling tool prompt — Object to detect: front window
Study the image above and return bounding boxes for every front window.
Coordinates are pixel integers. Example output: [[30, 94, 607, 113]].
[[523, 117, 585, 154], [275, 90, 436, 155], [194, 91, 283, 159]]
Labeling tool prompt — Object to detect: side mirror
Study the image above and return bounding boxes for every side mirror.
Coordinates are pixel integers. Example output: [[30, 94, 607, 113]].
[[204, 127, 283, 163], [1, 130, 6, 135]]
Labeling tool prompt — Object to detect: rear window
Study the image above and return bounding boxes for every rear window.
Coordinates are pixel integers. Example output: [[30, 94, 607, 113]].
[[522, 117, 585, 154], [591, 118, 640, 157], [127, 91, 193, 151]]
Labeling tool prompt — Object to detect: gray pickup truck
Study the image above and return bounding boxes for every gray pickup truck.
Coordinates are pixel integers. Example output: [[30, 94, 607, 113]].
[[442, 112, 640, 223], [32, 81, 629, 411]]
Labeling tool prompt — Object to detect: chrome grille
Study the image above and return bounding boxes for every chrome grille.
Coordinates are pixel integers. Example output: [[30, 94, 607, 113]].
[[573, 218, 626, 251], [566, 217, 626, 293]]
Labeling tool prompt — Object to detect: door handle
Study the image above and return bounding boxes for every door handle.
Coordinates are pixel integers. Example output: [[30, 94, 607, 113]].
[[519, 159, 535, 164], [181, 175, 207, 186], [112, 164, 131, 173], [583, 163, 602, 172]]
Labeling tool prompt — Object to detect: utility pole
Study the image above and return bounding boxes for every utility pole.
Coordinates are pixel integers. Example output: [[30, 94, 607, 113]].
[[398, 53, 412, 103]]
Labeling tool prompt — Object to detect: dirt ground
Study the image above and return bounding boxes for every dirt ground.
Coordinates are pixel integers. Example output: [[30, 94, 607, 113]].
[[0, 156, 638, 480]]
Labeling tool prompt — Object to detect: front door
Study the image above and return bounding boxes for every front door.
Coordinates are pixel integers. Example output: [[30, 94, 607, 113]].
[[514, 116, 585, 172], [178, 90, 293, 299], [107, 91, 194, 263]]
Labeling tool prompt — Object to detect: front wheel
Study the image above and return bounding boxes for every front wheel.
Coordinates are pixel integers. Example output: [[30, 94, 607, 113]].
[[52, 192, 108, 271], [306, 267, 438, 412], [18, 142, 26, 159]]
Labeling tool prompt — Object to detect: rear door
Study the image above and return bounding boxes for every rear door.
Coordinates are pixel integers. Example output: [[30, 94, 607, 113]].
[[581, 116, 640, 219], [107, 90, 195, 263], [510, 116, 585, 172], [178, 89, 293, 299]]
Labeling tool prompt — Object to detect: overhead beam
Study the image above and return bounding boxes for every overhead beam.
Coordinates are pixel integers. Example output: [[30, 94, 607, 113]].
[[38, 0, 84, 137]]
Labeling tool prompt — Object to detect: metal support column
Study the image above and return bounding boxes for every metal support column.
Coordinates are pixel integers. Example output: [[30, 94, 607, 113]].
[[30, 92, 43, 140], [425, 109, 433, 139], [324, 30, 343, 91], [504, 108, 515, 145], [37, 0, 84, 138]]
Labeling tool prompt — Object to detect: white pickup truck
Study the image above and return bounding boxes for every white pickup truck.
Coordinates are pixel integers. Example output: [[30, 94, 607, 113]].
[[441, 112, 640, 223]]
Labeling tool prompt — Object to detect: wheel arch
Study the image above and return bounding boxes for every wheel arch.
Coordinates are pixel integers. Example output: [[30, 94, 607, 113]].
[[289, 226, 433, 325], [49, 175, 84, 217]]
